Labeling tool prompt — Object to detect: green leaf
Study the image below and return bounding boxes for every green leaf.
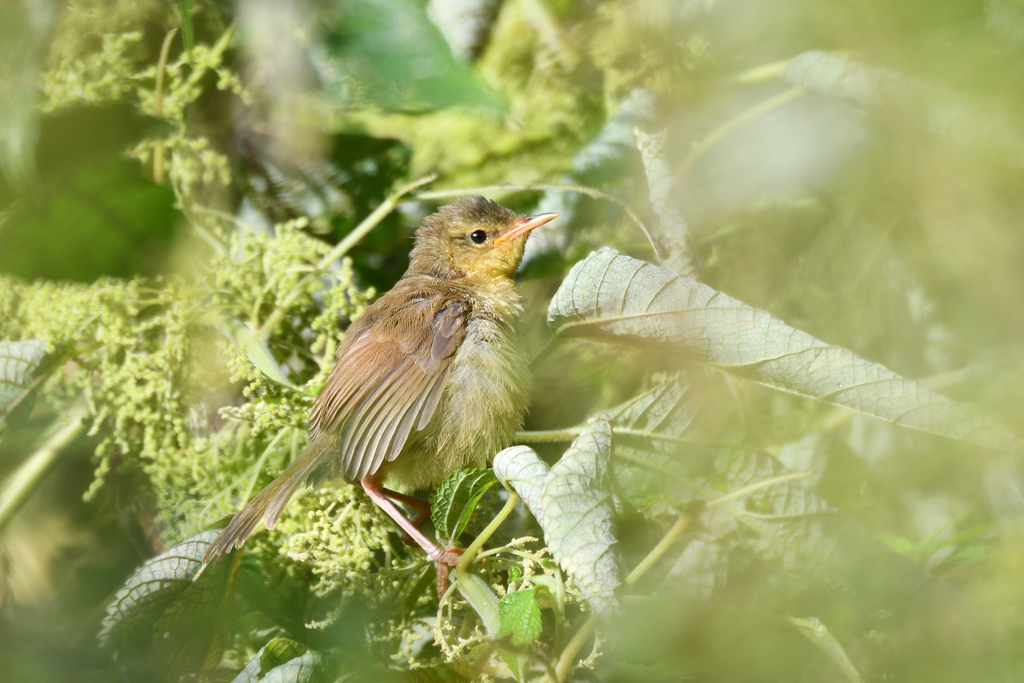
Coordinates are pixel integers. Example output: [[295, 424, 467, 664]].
[[549, 248, 1022, 454], [540, 416, 621, 618], [99, 531, 240, 679], [431, 468, 499, 543], [787, 617, 865, 683], [316, 0, 502, 113], [0, 339, 47, 419], [232, 638, 310, 683], [498, 588, 544, 647], [230, 320, 298, 389]]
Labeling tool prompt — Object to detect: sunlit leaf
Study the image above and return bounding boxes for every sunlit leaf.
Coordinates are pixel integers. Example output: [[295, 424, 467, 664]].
[[540, 416, 621, 618], [549, 248, 1021, 453], [99, 531, 240, 679], [230, 320, 297, 389], [497, 588, 543, 647], [492, 445, 550, 529], [432, 468, 499, 543], [0, 339, 46, 417]]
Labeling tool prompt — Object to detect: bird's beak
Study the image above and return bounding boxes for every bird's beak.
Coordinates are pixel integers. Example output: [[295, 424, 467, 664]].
[[493, 213, 558, 245]]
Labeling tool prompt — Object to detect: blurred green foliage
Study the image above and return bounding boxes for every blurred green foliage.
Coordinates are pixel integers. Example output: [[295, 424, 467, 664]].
[[3, 1, 1024, 682]]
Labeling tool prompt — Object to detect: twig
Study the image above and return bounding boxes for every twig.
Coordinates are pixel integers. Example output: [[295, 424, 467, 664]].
[[0, 406, 88, 533], [153, 28, 178, 184], [257, 174, 437, 341], [678, 88, 804, 179]]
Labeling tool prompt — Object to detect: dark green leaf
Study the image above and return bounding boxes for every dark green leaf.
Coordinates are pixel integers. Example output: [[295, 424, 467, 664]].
[[497, 588, 543, 647], [549, 248, 1022, 453], [315, 0, 501, 113], [431, 468, 499, 543], [99, 531, 240, 679]]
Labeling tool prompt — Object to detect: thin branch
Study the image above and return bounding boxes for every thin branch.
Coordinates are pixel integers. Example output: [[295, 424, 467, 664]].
[[0, 406, 88, 533], [257, 174, 437, 341], [153, 28, 178, 184], [678, 88, 804, 179]]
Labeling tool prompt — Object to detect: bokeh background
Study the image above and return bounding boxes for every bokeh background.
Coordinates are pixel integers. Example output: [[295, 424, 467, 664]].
[[3, 0, 1024, 681]]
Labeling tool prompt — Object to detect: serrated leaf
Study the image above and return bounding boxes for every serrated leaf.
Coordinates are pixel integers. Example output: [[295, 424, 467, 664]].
[[540, 416, 621, 618], [99, 531, 239, 679], [492, 445, 551, 529], [498, 588, 543, 647], [233, 638, 311, 683], [431, 468, 499, 543], [0, 339, 47, 415], [549, 248, 1021, 454]]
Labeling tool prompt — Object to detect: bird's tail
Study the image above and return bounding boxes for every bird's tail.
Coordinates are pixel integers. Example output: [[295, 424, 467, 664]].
[[203, 436, 335, 564]]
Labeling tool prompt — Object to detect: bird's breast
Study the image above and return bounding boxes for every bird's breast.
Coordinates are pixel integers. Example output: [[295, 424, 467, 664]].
[[384, 312, 532, 492]]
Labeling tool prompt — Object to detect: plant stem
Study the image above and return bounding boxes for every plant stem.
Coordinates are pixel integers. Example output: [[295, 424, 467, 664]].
[[677, 88, 804, 179], [257, 174, 437, 341], [0, 406, 88, 533], [515, 428, 582, 443], [458, 491, 519, 574], [552, 514, 691, 681], [153, 28, 178, 184]]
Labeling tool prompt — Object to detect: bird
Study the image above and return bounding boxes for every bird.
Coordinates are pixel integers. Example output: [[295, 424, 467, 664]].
[[204, 196, 557, 588]]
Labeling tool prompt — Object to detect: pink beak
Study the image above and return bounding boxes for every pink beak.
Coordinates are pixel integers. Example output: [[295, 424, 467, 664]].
[[493, 213, 558, 245]]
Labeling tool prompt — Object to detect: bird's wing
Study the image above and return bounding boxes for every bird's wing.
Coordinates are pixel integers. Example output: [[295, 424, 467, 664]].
[[309, 281, 468, 483], [203, 281, 469, 563]]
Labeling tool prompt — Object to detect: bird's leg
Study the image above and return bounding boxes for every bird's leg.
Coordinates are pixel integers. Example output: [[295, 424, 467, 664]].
[[361, 476, 463, 570], [379, 489, 431, 545]]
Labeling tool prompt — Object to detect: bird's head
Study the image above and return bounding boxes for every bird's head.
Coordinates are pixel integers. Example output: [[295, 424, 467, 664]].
[[406, 197, 557, 283]]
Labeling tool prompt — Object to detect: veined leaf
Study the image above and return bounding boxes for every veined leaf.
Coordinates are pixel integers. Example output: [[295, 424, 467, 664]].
[[232, 638, 309, 683], [0, 339, 47, 419], [549, 248, 1021, 454], [99, 531, 240, 678], [260, 653, 330, 683], [492, 445, 551, 529], [540, 417, 621, 618], [497, 588, 544, 647], [494, 428, 622, 618], [608, 370, 744, 449], [432, 468, 499, 543]]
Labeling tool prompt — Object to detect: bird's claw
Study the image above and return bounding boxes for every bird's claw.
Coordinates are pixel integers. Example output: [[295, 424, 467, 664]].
[[435, 546, 465, 596]]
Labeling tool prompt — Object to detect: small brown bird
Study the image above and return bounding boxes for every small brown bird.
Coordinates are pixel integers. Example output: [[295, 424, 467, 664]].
[[205, 197, 556, 583]]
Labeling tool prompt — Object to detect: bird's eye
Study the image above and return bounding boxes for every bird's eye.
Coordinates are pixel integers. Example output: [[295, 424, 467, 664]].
[[469, 230, 488, 244]]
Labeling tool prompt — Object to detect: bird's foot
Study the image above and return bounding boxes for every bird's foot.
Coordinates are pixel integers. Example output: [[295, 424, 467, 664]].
[[434, 546, 465, 596]]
